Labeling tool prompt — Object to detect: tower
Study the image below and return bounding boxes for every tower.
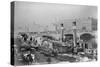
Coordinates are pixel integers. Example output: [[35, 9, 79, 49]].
[[72, 21, 77, 53]]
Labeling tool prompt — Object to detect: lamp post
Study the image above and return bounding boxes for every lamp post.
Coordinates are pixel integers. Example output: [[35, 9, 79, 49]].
[[61, 23, 64, 42]]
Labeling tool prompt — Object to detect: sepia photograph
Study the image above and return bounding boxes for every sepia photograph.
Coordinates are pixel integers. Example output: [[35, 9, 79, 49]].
[[11, 1, 97, 66]]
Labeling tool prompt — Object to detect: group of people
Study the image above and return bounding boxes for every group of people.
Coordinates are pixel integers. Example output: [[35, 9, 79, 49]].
[[15, 32, 97, 64], [15, 33, 55, 64]]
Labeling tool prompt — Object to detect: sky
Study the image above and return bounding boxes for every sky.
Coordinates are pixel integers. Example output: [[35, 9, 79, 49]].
[[14, 1, 97, 32]]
